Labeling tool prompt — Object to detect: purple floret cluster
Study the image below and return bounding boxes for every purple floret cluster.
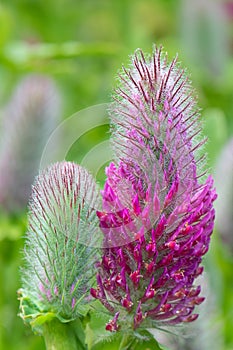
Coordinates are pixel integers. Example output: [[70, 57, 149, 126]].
[[91, 47, 217, 331]]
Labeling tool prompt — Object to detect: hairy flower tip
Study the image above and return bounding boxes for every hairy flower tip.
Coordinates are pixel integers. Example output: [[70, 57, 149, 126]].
[[0, 75, 60, 212], [215, 138, 233, 250], [21, 162, 101, 320], [92, 47, 217, 330], [111, 46, 207, 190]]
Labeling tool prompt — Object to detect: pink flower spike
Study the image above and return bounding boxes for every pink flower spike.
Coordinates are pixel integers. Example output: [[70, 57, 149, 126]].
[[92, 47, 217, 331]]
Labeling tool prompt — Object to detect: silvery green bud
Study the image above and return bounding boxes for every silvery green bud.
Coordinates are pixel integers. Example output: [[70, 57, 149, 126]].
[[19, 162, 101, 326]]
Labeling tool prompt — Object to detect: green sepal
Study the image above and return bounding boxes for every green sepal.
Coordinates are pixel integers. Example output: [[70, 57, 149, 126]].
[[18, 288, 74, 333], [89, 329, 167, 350], [84, 306, 114, 349], [84, 306, 169, 350], [125, 329, 167, 350], [91, 333, 122, 350]]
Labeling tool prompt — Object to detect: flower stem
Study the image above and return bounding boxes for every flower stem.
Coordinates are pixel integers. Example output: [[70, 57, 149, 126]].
[[43, 319, 80, 350]]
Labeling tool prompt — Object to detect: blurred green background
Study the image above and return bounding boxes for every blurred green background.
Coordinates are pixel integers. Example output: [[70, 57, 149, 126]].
[[0, 0, 233, 349]]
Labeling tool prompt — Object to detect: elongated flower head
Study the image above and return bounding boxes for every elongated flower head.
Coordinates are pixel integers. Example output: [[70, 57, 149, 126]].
[[20, 162, 101, 323], [0, 75, 60, 212], [91, 47, 217, 331]]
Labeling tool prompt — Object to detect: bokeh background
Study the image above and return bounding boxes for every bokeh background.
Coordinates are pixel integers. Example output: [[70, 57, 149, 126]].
[[0, 0, 232, 349]]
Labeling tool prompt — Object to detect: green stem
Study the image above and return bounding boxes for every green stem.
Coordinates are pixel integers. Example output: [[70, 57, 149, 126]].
[[43, 319, 80, 350]]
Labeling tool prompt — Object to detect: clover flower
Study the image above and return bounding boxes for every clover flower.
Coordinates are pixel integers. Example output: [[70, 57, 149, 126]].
[[91, 47, 217, 331], [20, 162, 101, 322], [0, 75, 60, 212]]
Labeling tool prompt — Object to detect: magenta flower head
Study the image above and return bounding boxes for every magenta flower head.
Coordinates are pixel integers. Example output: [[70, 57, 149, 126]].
[[19, 162, 101, 328], [91, 47, 217, 331]]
